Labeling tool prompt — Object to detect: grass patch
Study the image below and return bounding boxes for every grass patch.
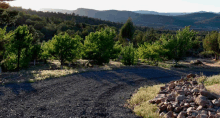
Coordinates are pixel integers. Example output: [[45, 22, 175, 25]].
[[196, 74, 220, 86], [127, 84, 164, 118]]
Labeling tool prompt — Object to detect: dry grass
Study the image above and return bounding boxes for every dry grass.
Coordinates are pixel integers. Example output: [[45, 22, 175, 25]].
[[0, 60, 127, 84], [127, 84, 164, 118]]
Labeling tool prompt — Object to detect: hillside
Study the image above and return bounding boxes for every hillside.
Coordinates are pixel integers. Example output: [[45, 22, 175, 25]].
[[38, 8, 220, 31]]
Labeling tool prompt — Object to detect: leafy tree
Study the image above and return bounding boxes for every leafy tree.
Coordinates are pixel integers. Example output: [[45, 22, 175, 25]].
[[119, 17, 135, 45], [3, 25, 33, 71], [203, 31, 220, 60], [83, 27, 117, 65], [142, 28, 158, 44], [121, 43, 138, 65], [164, 26, 197, 65], [42, 33, 82, 68], [0, 26, 13, 64]]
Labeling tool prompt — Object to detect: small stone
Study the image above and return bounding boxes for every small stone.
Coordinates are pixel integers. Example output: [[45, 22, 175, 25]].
[[196, 106, 203, 110], [164, 111, 173, 118], [177, 90, 185, 95], [195, 95, 208, 107], [177, 111, 187, 118], [160, 86, 166, 91], [212, 99, 220, 107], [191, 88, 200, 93], [187, 73, 196, 78], [176, 95, 186, 103], [196, 114, 208, 118]]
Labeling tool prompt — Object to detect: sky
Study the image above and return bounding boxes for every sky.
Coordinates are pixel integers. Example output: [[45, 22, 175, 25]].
[[8, 0, 220, 13]]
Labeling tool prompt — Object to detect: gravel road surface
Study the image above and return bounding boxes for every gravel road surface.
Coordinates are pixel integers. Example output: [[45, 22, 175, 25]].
[[0, 66, 219, 118]]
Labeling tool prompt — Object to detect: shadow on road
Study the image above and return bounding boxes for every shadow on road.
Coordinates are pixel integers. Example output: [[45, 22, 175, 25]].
[[4, 82, 36, 95]]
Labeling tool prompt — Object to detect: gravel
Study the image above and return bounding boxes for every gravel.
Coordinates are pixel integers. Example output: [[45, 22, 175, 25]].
[[0, 66, 219, 118]]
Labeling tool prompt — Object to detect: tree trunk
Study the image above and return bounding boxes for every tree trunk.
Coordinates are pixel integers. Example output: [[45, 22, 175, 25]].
[[34, 59, 36, 66], [17, 50, 20, 71], [60, 59, 64, 70]]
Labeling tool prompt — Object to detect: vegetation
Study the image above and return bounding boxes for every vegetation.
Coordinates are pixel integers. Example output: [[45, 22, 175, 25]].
[[203, 31, 220, 60], [3, 25, 33, 71], [42, 33, 82, 68], [83, 27, 119, 65], [121, 43, 138, 65], [127, 84, 164, 118]]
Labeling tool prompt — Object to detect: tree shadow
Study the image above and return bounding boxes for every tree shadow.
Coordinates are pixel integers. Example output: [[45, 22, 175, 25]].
[[4, 82, 36, 95]]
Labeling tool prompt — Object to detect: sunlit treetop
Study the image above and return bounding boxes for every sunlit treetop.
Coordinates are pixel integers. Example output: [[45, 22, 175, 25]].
[[0, 0, 14, 9]]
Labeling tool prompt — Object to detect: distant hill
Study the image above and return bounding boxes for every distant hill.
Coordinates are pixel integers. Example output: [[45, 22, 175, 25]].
[[173, 12, 219, 22], [133, 10, 191, 16], [38, 8, 220, 31]]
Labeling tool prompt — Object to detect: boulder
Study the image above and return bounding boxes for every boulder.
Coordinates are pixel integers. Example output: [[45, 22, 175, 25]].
[[195, 95, 208, 107]]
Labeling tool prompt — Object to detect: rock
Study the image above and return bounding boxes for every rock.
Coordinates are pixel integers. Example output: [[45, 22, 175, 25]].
[[196, 114, 208, 118], [212, 99, 220, 107], [191, 81, 198, 86], [187, 73, 196, 78], [200, 90, 218, 100], [192, 88, 200, 93], [159, 105, 167, 112], [164, 111, 173, 118], [177, 90, 185, 95], [169, 83, 175, 90], [167, 94, 175, 101], [217, 108, 220, 113], [167, 104, 174, 111], [196, 106, 203, 110], [187, 107, 194, 114], [174, 106, 182, 113], [176, 95, 186, 103], [195, 95, 208, 107], [177, 111, 187, 118], [160, 86, 166, 91]]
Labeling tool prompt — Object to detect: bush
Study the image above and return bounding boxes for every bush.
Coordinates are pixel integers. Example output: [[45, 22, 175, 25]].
[[83, 27, 117, 65], [121, 43, 138, 65]]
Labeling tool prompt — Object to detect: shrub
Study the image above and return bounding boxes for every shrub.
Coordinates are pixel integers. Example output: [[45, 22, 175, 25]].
[[121, 43, 138, 65], [83, 27, 117, 65]]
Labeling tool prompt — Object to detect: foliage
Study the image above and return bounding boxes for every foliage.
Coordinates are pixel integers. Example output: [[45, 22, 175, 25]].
[[138, 40, 169, 63], [83, 27, 117, 65], [121, 43, 138, 65], [142, 28, 158, 44], [164, 26, 197, 64], [3, 25, 33, 71], [203, 31, 220, 59], [119, 17, 135, 44], [42, 33, 83, 65]]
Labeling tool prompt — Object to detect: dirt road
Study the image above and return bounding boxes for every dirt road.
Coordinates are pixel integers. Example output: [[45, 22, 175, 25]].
[[0, 66, 219, 118]]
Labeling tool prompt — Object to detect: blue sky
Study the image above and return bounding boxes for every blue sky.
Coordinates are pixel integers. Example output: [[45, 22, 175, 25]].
[[8, 0, 220, 13]]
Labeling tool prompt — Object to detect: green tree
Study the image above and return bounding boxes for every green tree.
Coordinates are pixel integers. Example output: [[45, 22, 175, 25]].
[[83, 27, 117, 65], [142, 28, 158, 44], [4, 25, 33, 71], [203, 31, 220, 60], [119, 17, 135, 45], [121, 43, 138, 65], [164, 26, 197, 65], [0, 26, 13, 65], [138, 41, 168, 63], [45, 33, 83, 68]]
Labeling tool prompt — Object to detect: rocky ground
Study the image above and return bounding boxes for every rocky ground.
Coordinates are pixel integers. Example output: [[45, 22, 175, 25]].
[[0, 65, 220, 117]]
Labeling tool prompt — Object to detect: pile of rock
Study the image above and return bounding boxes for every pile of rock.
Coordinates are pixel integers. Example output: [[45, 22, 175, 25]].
[[149, 73, 220, 118]]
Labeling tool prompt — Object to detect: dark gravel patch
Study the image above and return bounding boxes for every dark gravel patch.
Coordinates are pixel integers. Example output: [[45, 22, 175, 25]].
[[0, 66, 219, 118]]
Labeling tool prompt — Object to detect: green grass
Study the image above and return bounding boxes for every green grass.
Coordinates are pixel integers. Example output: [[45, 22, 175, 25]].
[[197, 74, 220, 86], [126, 84, 164, 118]]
